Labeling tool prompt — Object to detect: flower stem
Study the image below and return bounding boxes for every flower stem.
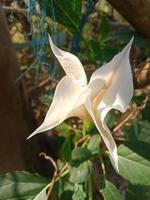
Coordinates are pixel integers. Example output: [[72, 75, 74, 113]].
[[88, 175, 93, 200]]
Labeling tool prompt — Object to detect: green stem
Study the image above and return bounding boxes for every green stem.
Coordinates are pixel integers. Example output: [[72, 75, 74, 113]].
[[82, 120, 87, 136], [88, 175, 93, 200]]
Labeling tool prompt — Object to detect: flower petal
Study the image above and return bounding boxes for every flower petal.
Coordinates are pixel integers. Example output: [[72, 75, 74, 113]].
[[97, 37, 134, 114], [27, 75, 82, 139], [90, 37, 134, 111], [68, 89, 91, 120], [49, 35, 87, 86], [85, 95, 118, 171], [86, 38, 134, 171]]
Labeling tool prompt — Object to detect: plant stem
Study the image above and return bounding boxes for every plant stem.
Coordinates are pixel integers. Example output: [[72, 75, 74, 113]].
[[88, 175, 93, 200]]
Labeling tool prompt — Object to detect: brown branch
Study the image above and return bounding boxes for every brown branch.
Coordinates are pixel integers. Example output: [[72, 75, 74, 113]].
[[39, 153, 58, 199], [2, 5, 27, 16], [113, 96, 149, 132], [75, 134, 90, 148]]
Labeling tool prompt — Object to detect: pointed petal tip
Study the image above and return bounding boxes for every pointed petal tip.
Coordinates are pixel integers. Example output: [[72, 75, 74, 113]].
[[125, 36, 134, 51], [26, 128, 43, 140], [48, 34, 54, 48], [26, 132, 36, 140], [121, 35, 134, 57], [48, 34, 53, 43], [26, 135, 31, 140], [129, 35, 134, 46]]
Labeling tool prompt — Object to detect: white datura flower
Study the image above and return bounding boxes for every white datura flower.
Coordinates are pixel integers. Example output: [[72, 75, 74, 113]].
[[28, 35, 134, 172]]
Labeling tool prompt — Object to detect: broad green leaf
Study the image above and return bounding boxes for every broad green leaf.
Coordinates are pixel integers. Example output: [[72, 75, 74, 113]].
[[126, 184, 150, 200], [0, 171, 49, 200], [87, 134, 100, 155], [38, 0, 82, 33], [72, 184, 86, 200], [118, 141, 150, 185], [100, 180, 121, 200], [62, 135, 74, 161], [34, 189, 47, 200], [125, 121, 150, 144], [69, 162, 92, 183], [71, 147, 92, 166]]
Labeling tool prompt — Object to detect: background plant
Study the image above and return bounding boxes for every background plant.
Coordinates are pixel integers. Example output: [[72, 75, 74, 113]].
[[0, 0, 150, 199]]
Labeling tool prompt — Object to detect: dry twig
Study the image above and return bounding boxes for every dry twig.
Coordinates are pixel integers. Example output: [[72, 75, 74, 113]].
[[113, 96, 149, 133]]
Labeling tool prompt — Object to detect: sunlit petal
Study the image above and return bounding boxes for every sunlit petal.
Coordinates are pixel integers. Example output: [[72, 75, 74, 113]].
[[97, 37, 134, 115], [27, 75, 82, 139], [49, 35, 87, 86], [85, 88, 119, 171], [90, 37, 133, 101], [69, 89, 91, 120], [87, 38, 134, 170]]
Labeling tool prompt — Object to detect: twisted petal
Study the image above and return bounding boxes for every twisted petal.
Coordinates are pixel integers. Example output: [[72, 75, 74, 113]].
[[90, 37, 134, 105], [28, 75, 82, 139], [49, 35, 87, 86], [97, 37, 134, 114], [85, 95, 118, 171], [88, 38, 134, 171]]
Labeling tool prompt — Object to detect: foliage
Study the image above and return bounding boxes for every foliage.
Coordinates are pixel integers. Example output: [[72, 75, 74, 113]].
[[0, 171, 49, 200], [100, 179, 121, 200], [1, 0, 150, 199], [38, 0, 82, 33]]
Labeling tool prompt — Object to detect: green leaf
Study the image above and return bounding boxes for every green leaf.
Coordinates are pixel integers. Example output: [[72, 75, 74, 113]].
[[142, 100, 150, 122], [87, 134, 100, 155], [60, 190, 73, 200], [90, 40, 118, 64], [100, 178, 121, 200], [56, 122, 72, 137], [131, 94, 145, 104], [0, 171, 49, 200], [100, 16, 110, 40], [38, 0, 82, 33], [125, 121, 150, 144], [58, 174, 74, 198], [62, 135, 74, 161], [83, 120, 95, 134], [71, 147, 92, 166], [118, 141, 150, 185], [72, 184, 86, 200], [34, 190, 47, 200], [69, 162, 92, 183], [126, 184, 150, 200], [100, 180, 121, 200], [105, 111, 116, 129]]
